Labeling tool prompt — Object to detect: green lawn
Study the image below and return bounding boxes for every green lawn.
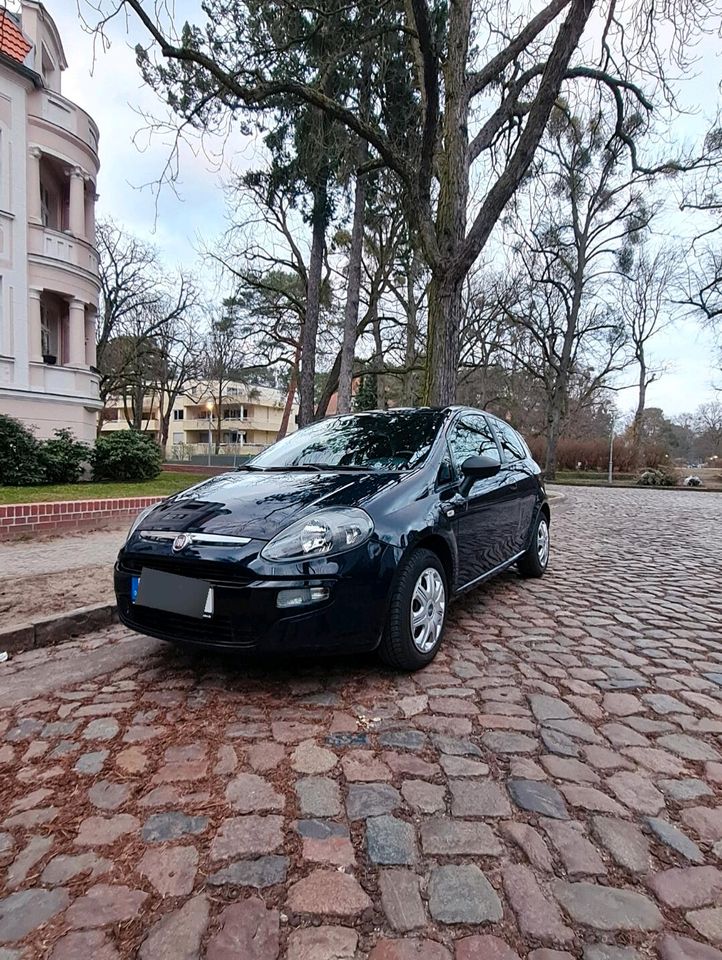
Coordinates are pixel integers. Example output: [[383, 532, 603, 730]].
[[0, 472, 211, 504]]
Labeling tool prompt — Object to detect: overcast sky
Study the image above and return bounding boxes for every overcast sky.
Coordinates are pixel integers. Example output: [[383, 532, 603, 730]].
[[50, 1, 721, 417]]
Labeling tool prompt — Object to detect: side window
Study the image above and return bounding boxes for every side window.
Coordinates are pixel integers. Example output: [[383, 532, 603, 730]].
[[448, 415, 500, 471], [494, 420, 527, 463]]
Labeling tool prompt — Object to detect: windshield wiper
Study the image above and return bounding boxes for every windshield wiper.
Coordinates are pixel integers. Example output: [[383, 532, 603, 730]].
[[236, 464, 264, 471], [261, 464, 323, 472]]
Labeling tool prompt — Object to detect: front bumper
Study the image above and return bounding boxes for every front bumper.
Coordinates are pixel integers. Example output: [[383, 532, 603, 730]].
[[114, 539, 399, 655]]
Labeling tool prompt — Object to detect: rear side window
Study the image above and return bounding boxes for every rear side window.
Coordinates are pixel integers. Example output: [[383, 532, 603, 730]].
[[448, 415, 500, 469], [493, 420, 527, 463]]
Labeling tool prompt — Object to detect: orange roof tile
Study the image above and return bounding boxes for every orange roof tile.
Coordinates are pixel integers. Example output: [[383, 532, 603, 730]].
[[0, 9, 31, 64]]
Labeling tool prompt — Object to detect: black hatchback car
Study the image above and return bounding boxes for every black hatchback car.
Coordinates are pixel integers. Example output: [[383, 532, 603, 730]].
[[115, 407, 549, 670]]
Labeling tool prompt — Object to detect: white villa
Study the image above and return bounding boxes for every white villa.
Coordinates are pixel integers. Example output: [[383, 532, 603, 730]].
[[0, 1, 101, 442]]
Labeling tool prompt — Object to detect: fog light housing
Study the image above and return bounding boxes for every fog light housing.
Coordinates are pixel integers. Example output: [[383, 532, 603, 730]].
[[276, 586, 330, 609]]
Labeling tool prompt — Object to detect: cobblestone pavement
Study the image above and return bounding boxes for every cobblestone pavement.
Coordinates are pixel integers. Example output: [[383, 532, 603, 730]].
[[0, 525, 123, 578], [0, 485, 721, 960]]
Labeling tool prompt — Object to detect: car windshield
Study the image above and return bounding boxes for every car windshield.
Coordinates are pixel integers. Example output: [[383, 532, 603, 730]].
[[251, 410, 446, 472]]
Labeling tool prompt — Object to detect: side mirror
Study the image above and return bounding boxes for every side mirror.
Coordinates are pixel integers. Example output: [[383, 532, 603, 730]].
[[460, 455, 500, 496]]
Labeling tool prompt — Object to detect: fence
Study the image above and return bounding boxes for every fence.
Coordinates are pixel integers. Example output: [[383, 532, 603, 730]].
[[167, 442, 269, 469]]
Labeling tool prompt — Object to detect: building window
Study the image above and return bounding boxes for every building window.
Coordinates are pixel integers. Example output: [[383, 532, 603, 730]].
[[172, 432, 184, 444], [224, 407, 246, 420], [173, 409, 184, 420]]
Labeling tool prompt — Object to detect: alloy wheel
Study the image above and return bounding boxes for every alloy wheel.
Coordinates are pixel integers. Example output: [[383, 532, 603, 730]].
[[410, 567, 446, 653]]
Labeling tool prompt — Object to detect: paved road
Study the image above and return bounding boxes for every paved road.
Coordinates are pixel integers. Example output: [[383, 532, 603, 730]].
[[0, 526, 124, 577], [0, 486, 721, 960]]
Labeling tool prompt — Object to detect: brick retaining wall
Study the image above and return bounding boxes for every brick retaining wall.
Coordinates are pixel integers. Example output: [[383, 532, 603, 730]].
[[0, 496, 164, 541]]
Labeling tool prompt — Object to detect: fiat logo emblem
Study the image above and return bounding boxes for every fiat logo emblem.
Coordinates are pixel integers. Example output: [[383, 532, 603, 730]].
[[172, 533, 191, 553]]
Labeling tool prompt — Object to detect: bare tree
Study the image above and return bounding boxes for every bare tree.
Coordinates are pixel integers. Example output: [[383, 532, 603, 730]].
[[200, 311, 248, 453], [619, 246, 679, 462], [152, 314, 202, 456]]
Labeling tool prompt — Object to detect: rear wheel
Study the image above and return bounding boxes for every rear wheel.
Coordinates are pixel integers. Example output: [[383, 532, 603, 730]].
[[379, 548, 447, 671], [517, 511, 550, 578]]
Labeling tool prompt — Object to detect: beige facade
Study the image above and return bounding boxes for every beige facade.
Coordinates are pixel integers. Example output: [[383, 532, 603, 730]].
[[0, 2, 101, 442], [101, 381, 297, 457]]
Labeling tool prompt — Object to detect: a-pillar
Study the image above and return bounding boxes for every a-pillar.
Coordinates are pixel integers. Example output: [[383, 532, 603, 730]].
[[27, 148, 42, 225], [28, 288, 43, 362], [69, 298, 86, 367], [68, 167, 86, 239]]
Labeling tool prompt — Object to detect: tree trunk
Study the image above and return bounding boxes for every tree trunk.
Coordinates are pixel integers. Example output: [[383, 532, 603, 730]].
[[404, 253, 421, 405], [299, 177, 328, 427], [336, 168, 366, 415], [215, 382, 223, 454], [632, 359, 647, 466], [278, 341, 301, 440], [544, 398, 564, 480], [425, 275, 464, 405]]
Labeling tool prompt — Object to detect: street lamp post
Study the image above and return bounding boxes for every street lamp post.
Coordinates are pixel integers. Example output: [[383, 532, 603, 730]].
[[608, 415, 615, 485], [207, 401, 214, 466]]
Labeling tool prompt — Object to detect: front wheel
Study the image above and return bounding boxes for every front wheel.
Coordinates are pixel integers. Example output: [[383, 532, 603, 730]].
[[379, 548, 448, 671], [517, 511, 550, 578]]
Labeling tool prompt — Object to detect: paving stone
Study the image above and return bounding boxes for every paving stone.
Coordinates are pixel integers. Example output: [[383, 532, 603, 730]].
[[50, 931, 120, 960], [544, 717, 600, 743], [531, 952, 574, 960], [138, 894, 209, 960], [551, 880, 663, 931], [428, 864, 502, 924], [342, 751, 392, 781], [658, 935, 722, 960], [346, 783, 402, 819], [379, 869, 426, 931], [456, 936, 522, 960], [541, 755, 600, 783], [503, 863, 574, 944], [450, 780, 511, 817], [0, 887, 69, 942], [501, 821, 554, 872], [529, 695, 576, 722], [508, 779, 569, 819], [431, 734, 482, 756], [41, 852, 111, 885], [272, 720, 323, 744], [602, 693, 643, 716], [291, 740, 337, 773], [379, 730, 428, 751], [207, 855, 289, 888], [648, 867, 722, 909], [560, 785, 626, 816], [583, 948, 640, 960], [368, 940, 451, 960], [287, 869, 372, 915], [211, 815, 283, 860], [367, 815, 418, 864], [66, 883, 148, 929], [82, 718, 120, 741], [385, 752, 441, 778], [247, 741, 286, 771], [681, 807, 722, 843], [88, 780, 130, 811], [74, 750, 108, 774], [687, 907, 722, 943], [543, 819, 607, 878], [645, 817, 704, 863], [623, 747, 688, 776], [115, 746, 148, 774], [296, 776, 342, 817], [643, 693, 693, 715], [141, 811, 208, 842], [607, 771, 666, 814], [584, 745, 634, 771], [439, 755, 489, 777], [657, 735, 721, 762], [420, 818, 502, 856], [401, 780, 445, 813], [660, 779, 713, 802], [511, 757, 548, 780], [325, 732, 369, 748], [6, 835, 52, 889], [137, 845, 198, 896], [482, 731, 537, 754], [541, 729, 580, 757], [591, 816, 651, 873], [286, 926, 358, 960], [206, 898, 279, 960], [225, 774, 284, 812], [75, 814, 139, 846]]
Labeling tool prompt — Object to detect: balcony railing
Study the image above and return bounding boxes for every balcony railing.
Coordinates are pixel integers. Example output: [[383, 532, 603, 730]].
[[28, 89, 99, 158], [28, 223, 99, 277]]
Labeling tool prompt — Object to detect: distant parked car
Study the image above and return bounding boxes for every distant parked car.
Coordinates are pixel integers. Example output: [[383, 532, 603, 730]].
[[115, 408, 549, 670]]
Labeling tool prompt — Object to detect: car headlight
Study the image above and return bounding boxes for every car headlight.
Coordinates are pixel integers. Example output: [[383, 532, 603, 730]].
[[126, 504, 155, 542], [260, 508, 374, 562]]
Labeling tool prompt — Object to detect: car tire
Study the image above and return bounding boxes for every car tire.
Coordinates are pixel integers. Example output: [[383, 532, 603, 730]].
[[379, 548, 448, 671], [517, 511, 550, 578]]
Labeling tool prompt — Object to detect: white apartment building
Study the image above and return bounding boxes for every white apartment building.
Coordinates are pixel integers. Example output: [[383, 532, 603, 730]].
[[101, 381, 297, 456], [0, 2, 101, 442]]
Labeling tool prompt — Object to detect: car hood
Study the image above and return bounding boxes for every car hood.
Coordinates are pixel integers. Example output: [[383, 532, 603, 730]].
[[134, 470, 399, 541]]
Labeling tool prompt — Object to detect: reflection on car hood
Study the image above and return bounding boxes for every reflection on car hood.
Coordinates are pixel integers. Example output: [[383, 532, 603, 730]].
[[135, 470, 398, 540]]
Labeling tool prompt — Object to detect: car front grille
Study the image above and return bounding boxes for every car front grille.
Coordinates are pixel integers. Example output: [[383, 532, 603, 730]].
[[118, 556, 251, 588], [118, 598, 257, 649]]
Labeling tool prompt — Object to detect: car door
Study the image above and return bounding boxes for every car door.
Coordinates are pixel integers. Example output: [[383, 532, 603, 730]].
[[446, 413, 508, 587], [489, 417, 536, 554]]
